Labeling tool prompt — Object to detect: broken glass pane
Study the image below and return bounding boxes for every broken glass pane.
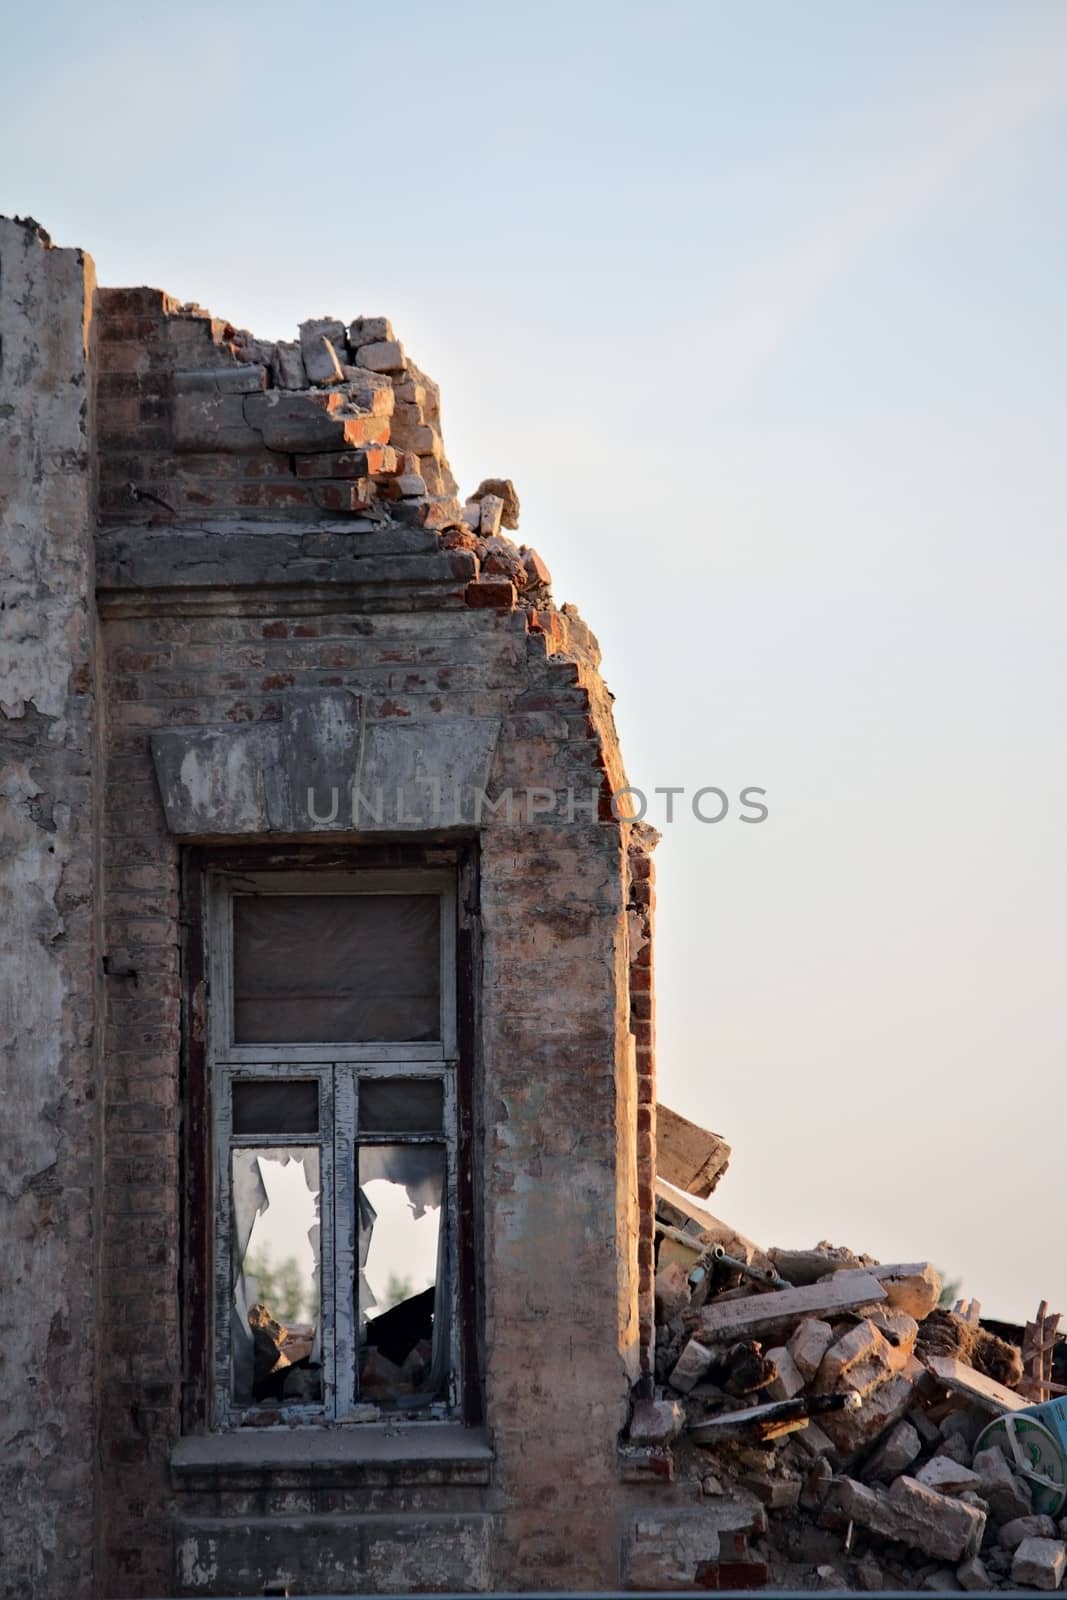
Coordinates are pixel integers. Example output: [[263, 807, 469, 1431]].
[[357, 1143, 445, 1406], [232, 893, 440, 1044], [231, 1147, 322, 1406], [232, 1079, 319, 1135], [359, 1078, 443, 1133]]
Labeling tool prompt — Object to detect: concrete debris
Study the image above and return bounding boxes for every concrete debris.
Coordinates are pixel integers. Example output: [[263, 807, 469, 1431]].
[[936, 1432, 973, 1468], [356, 339, 407, 373], [923, 1570, 964, 1591], [788, 1318, 835, 1383], [813, 1318, 911, 1398], [864, 1419, 924, 1484], [298, 318, 348, 386], [654, 1260, 691, 1324], [668, 1336, 716, 1393], [818, 1365, 923, 1458], [656, 1103, 732, 1197], [467, 477, 521, 530], [854, 1553, 885, 1589], [913, 1456, 981, 1495], [768, 1243, 877, 1286], [628, 1397, 685, 1446], [831, 1262, 942, 1322], [478, 494, 504, 538], [826, 1474, 986, 1562], [971, 1445, 1034, 1523], [689, 1272, 888, 1346], [941, 1406, 983, 1446], [269, 340, 308, 390], [956, 1555, 995, 1590], [636, 1125, 1057, 1594], [654, 1177, 773, 1272], [997, 1513, 1058, 1549], [800, 1455, 834, 1509], [766, 1344, 806, 1402], [1011, 1537, 1067, 1590], [925, 1357, 1028, 1416], [349, 315, 394, 348]]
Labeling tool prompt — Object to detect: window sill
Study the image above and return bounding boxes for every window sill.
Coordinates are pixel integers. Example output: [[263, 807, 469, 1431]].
[[171, 1422, 493, 1491]]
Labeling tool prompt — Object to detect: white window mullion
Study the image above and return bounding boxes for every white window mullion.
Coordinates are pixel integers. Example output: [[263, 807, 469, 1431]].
[[318, 1067, 336, 1418], [207, 866, 463, 1428], [212, 1064, 235, 1428], [444, 1069, 461, 1412], [333, 1063, 357, 1418]]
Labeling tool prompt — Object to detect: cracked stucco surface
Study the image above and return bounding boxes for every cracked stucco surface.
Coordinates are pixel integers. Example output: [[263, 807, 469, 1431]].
[[0, 217, 100, 1599]]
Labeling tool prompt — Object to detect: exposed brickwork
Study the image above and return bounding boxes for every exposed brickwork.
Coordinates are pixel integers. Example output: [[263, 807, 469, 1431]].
[[629, 829, 659, 1382]]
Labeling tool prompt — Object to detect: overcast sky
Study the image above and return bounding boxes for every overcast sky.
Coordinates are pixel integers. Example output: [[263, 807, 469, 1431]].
[[6, 0, 1065, 1321]]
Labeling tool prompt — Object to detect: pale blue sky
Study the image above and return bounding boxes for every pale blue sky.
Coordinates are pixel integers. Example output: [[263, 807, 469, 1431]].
[[6, 0, 1065, 1320]]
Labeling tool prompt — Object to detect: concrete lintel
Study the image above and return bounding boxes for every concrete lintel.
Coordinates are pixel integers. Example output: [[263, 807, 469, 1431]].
[[151, 694, 501, 836]]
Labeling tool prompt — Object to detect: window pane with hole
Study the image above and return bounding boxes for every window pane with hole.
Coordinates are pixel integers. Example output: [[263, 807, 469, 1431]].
[[232, 894, 441, 1043], [231, 1147, 322, 1407], [357, 1144, 445, 1406]]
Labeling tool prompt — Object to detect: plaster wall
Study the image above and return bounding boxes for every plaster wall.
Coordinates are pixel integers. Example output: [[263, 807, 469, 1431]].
[[0, 218, 102, 1598]]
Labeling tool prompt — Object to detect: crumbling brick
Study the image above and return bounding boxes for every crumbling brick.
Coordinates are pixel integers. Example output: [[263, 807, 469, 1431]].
[[298, 317, 347, 385], [464, 578, 516, 609], [356, 339, 406, 373]]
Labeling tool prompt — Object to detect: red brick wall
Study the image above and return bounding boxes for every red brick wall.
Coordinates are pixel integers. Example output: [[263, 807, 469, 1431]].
[[93, 290, 453, 525], [95, 288, 312, 523], [629, 833, 658, 1383]]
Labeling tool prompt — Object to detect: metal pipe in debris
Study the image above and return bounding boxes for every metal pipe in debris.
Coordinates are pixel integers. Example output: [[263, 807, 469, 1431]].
[[710, 1243, 791, 1292]]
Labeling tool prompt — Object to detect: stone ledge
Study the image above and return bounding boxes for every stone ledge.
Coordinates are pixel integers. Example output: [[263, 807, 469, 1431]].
[[95, 522, 474, 594], [171, 1422, 493, 1490]]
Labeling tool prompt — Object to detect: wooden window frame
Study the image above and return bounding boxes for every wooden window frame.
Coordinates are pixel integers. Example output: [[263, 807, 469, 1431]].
[[180, 845, 481, 1434]]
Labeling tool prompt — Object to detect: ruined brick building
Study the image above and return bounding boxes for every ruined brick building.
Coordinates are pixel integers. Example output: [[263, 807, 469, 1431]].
[[10, 217, 1053, 1600], [0, 216, 664, 1598]]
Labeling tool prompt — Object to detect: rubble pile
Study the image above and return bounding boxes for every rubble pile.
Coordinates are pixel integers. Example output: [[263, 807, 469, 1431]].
[[247, 1303, 319, 1403], [627, 1110, 1067, 1591]]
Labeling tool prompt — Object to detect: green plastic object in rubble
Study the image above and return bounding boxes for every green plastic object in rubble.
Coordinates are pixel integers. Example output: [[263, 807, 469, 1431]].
[[975, 1399, 1067, 1517]]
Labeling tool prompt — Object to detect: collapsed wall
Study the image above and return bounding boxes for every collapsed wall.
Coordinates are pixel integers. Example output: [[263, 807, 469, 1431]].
[[95, 287, 546, 596]]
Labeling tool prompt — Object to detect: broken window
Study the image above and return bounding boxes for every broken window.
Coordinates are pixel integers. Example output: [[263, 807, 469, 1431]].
[[208, 870, 460, 1424]]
